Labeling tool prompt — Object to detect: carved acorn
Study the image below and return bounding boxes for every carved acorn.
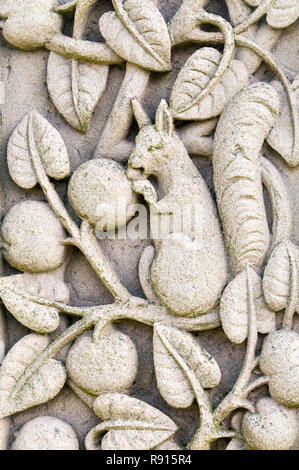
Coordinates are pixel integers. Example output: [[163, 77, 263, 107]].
[[0, 0, 63, 50], [11, 417, 79, 450], [1, 201, 67, 273], [259, 329, 299, 407], [68, 159, 137, 231], [242, 398, 298, 450], [66, 326, 138, 395]]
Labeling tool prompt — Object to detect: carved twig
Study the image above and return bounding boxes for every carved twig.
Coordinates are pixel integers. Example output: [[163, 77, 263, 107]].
[[5, 301, 220, 404], [188, 266, 262, 450], [213, 266, 258, 424], [168, 0, 223, 46], [245, 375, 269, 395], [234, 0, 273, 34], [46, 34, 123, 65], [27, 113, 131, 303]]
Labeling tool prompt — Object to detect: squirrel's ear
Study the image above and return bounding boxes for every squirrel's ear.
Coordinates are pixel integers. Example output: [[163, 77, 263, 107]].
[[155, 100, 174, 138]]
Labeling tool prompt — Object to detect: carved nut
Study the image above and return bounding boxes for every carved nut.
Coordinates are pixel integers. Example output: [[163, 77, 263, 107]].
[[259, 329, 299, 407], [66, 327, 138, 395], [242, 398, 298, 450], [1, 201, 67, 273], [11, 417, 79, 450], [0, 0, 63, 51], [68, 159, 137, 231]]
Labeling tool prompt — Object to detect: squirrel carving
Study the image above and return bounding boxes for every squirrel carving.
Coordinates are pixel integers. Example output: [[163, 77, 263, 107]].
[[127, 99, 228, 317]]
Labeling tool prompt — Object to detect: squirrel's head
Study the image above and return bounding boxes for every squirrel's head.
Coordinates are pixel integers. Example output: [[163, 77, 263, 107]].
[[127, 99, 177, 181]]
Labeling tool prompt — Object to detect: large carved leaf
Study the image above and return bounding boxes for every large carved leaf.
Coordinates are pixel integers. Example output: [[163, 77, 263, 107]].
[[47, 53, 108, 133], [243, 0, 298, 28], [7, 111, 70, 189], [0, 273, 69, 333], [0, 334, 66, 418], [153, 323, 221, 408], [170, 48, 249, 120], [99, 0, 171, 72], [91, 393, 177, 450], [267, 79, 299, 167], [220, 267, 276, 344]]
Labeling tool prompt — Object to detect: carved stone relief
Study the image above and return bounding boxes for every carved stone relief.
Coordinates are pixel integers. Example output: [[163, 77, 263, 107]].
[[0, 0, 298, 451]]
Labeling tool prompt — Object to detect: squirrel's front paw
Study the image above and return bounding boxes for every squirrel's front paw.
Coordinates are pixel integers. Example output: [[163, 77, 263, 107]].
[[132, 180, 157, 205]]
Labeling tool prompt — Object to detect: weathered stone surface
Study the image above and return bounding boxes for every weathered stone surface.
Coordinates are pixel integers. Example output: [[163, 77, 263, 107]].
[[0, 0, 298, 451]]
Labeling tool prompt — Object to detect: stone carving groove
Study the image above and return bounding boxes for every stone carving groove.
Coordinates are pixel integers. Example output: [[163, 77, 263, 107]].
[[0, 0, 298, 451]]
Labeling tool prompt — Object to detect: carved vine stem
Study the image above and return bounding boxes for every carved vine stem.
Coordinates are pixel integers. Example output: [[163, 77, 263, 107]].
[[46, 35, 123, 64], [188, 266, 266, 450], [234, 0, 273, 34], [9, 302, 220, 402], [27, 113, 131, 303]]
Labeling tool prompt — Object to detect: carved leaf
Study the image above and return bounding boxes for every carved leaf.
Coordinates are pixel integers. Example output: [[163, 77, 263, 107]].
[[99, 0, 171, 72], [243, 0, 298, 28], [220, 267, 276, 344], [153, 323, 221, 408], [7, 111, 70, 189], [266, 0, 299, 29], [47, 53, 108, 133], [92, 393, 178, 450], [170, 48, 249, 120], [263, 240, 299, 312], [0, 273, 69, 333], [0, 334, 66, 418], [267, 80, 299, 167]]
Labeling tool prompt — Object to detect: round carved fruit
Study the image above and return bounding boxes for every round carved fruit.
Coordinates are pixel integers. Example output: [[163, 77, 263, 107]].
[[0, 0, 63, 51], [11, 417, 79, 450], [1, 201, 66, 273], [68, 159, 137, 231], [242, 398, 298, 450], [259, 329, 299, 407], [66, 326, 138, 395]]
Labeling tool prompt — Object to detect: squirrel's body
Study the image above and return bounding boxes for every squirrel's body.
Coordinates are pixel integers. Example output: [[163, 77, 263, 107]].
[[127, 100, 228, 317]]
